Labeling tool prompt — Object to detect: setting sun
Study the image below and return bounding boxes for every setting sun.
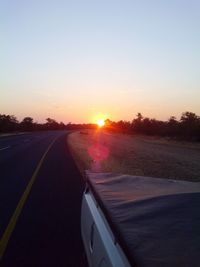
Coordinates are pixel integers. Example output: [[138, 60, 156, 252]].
[[97, 119, 105, 127]]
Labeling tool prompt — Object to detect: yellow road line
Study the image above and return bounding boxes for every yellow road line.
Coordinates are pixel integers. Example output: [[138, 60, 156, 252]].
[[0, 136, 58, 260]]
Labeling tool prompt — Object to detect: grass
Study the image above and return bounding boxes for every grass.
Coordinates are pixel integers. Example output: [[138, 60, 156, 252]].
[[67, 129, 200, 181]]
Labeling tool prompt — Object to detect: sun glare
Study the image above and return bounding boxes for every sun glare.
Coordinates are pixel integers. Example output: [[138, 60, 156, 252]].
[[97, 119, 105, 128]]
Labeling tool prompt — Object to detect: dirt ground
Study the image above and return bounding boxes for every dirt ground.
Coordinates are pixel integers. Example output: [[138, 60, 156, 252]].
[[67, 129, 200, 182]]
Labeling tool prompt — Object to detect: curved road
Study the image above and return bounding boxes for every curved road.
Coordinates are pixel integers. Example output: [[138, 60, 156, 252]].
[[0, 131, 87, 267]]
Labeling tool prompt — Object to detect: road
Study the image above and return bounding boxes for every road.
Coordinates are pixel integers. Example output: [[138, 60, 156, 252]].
[[0, 131, 87, 267]]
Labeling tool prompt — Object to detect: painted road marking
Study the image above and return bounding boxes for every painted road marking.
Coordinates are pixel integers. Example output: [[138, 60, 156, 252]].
[[0, 146, 10, 151], [0, 136, 58, 260]]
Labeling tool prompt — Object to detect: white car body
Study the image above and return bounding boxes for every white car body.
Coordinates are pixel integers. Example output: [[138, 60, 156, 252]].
[[81, 187, 132, 267]]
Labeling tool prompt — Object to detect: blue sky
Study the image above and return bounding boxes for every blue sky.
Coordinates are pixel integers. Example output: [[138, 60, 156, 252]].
[[1, 0, 200, 123]]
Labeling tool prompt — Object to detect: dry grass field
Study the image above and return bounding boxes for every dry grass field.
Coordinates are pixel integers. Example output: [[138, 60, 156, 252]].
[[67, 129, 200, 182]]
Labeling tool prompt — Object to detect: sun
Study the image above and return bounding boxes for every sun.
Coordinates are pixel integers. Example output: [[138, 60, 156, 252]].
[[97, 119, 105, 128]]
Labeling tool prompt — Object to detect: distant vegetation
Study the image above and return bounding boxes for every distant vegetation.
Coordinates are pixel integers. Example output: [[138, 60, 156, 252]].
[[0, 115, 96, 133], [0, 111, 200, 141], [105, 112, 200, 141]]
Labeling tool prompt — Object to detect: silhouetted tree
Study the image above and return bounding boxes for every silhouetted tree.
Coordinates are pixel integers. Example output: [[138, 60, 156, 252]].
[[45, 118, 59, 130], [59, 122, 66, 130], [0, 114, 18, 132], [180, 112, 200, 140], [132, 113, 143, 133], [20, 117, 34, 131], [167, 116, 179, 137]]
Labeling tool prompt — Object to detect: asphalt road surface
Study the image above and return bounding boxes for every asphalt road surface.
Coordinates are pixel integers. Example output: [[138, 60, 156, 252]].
[[0, 131, 88, 267]]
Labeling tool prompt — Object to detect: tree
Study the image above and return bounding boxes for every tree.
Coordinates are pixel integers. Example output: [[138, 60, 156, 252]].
[[20, 117, 34, 131], [59, 122, 65, 130], [180, 112, 200, 140], [45, 118, 59, 130], [0, 114, 18, 132], [132, 113, 143, 133], [167, 116, 179, 137], [180, 112, 199, 124]]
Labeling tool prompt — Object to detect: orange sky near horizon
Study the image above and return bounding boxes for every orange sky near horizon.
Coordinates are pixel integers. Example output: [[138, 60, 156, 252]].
[[1, 84, 200, 124]]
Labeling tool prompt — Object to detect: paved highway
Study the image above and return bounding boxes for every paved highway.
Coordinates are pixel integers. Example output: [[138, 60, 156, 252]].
[[0, 131, 87, 267]]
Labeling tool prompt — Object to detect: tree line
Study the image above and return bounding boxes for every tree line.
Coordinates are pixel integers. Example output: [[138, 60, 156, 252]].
[[104, 112, 200, 141], [0, 115, 96, 133], [0, 111, 200, 141]]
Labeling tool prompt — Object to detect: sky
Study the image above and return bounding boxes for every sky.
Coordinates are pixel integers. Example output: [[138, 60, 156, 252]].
[[1, 0, 200, 123]]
